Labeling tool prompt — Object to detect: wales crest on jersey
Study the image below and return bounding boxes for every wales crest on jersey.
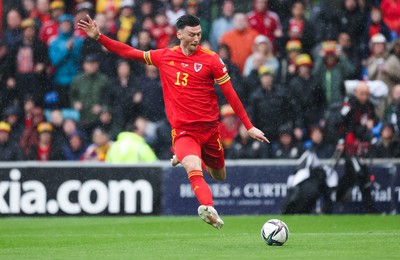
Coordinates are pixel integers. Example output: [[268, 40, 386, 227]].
[[194, 63, 203, 72]]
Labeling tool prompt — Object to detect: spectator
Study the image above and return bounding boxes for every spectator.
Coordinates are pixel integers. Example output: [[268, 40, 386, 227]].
[[3, 106, 24, 144], [367, 33, 388, 81], [226, 123, 272, 159], [19, 107, 45, 157], [243, 35, 279, 77], [281, 1, 316, 55], [288, 54, 326, 139], [0, 121, 24, 161], [336, 81, 378, 213], [6, 18, 49, 105], [48, 109, 67, 146], [28, 122, 64, 160], [130, 29, 155, 75], [135, 65, 165, 123], [166, 0, 186, 26], [82, 127, 113, 161], [3, 9, 23, 47], [219, 104, 240, 151], [370, 123, 400, 158], [337, 32, 361, 79], [384, 84, 400, 132], [132, 29, 154, 51], [96, 107, 122, 141], [362, 5, 392, 60], [210, 0, 235, 51], [381, 0, 400, 37], [313, 1, 341, 43], [39, 0, 65, 46], [105, 122, 157, 163], [272, 124, 303, 159], [22, 0, 39, 20], [338, 0, 365, 50], [34, 0, 52, 27], [105, 60, 138, 131], [63, 130, 87, 160], [70, 54, 109, 137], [116, 0, 137, 44], [307, 124, 335, 159], [278, 39, 302, 84], [220, 13, 259, 73], [248, 66, 294, 142], [21, 95, 36, 129], [312, 40, 356, 107], [150, 11, 176, 49], [134, 0, 154, 29], [247, 0, 282, 45], [62, 118, 79, 142], [376, 38, 400, 95], [0, 40, 14, 111], [104, 5, 118, 39], [49, 14, 84, 107]]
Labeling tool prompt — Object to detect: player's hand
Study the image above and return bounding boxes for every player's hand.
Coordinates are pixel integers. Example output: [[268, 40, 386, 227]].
[[248, 127, 270, 143], [77, 14, 100, 40]]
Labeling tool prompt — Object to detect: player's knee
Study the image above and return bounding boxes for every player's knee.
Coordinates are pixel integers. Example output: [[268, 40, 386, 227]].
[[181, 155, 202, 172]]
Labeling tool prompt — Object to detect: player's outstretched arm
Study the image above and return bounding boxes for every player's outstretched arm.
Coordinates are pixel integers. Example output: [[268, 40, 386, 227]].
[[77, 14, 145, 61]]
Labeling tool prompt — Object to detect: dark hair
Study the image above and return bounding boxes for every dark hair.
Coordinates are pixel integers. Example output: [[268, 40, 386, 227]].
[[175, 14, 200, 30]]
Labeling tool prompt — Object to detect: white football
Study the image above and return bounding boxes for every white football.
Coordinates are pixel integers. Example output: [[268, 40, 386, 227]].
[[261, 219, 289, 246]]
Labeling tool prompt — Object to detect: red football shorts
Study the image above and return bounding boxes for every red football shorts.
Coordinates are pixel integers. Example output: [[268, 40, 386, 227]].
[[171, 123, 225, 170]]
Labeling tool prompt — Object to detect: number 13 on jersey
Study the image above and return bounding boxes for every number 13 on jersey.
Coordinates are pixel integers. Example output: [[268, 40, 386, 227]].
[[175, 72, 189, 86]]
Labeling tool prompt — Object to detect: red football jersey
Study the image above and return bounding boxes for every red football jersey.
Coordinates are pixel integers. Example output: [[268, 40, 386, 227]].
[[143, 46, 230, 129], [97, 34, 252, 130]]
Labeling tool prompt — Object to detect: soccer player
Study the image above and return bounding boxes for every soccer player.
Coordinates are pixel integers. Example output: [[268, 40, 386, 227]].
[[78, 14, 269, 229]]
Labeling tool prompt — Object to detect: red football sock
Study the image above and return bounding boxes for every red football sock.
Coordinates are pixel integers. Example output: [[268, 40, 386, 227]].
[[188, 170, 214, 206]]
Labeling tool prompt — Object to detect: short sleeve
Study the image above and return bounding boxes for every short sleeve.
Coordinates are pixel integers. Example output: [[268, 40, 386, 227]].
[[212, 54, 231, 86]]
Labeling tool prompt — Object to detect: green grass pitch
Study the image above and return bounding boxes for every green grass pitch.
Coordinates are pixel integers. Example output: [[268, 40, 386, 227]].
[[0, 215, 399, 259]]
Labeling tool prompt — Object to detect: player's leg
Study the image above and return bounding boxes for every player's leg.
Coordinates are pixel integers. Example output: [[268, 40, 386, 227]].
[[174, 136, 213, 206], [174, 133, 223, 229]]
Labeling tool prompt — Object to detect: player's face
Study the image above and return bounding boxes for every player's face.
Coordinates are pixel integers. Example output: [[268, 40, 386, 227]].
[[178, 25, 202, 52]]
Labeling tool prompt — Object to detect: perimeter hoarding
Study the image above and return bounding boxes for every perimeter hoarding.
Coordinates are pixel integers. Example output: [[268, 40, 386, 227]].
[[0, 166, 162, 216], [163, 163, 400, 215], [0, 161, 399, 216]]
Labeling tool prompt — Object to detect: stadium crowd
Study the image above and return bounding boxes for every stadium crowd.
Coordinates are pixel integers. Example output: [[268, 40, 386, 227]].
[[1, 0, 400, 162]]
